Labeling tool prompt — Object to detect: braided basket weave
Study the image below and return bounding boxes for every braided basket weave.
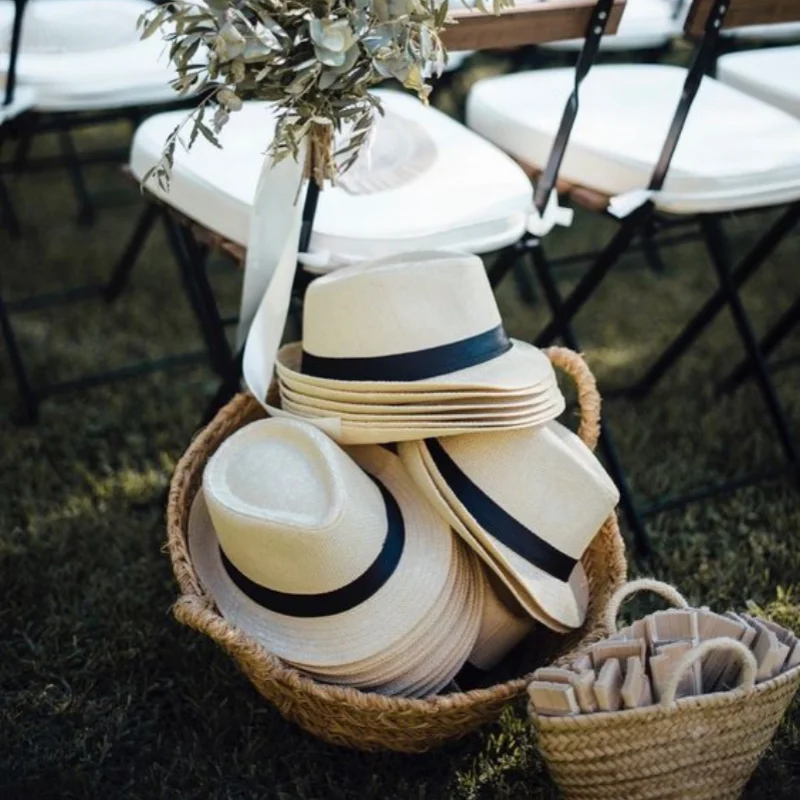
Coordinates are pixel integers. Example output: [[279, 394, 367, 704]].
[[530, 581, 800, 799], [166, 347, 627, 752]]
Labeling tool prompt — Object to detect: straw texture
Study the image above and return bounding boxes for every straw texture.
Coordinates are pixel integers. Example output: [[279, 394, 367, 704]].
[[531, 579, 800, 798], [166, 347, 627, 752], [531, 665, 800, 800]]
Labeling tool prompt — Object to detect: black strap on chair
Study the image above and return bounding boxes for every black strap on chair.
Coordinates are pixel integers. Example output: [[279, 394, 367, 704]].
[[3, 0, 27, 108], [646, 0, 729, 195], [532, 0, 617, 216]]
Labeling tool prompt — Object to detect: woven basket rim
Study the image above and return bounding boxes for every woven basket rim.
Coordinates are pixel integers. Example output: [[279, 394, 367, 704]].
[[166, 347, 626, 714], [532, 661, 800, 731]]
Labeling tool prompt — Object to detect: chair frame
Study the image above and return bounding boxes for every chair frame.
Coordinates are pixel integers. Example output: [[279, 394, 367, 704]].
[[0, 0, 226, 422], [488, 0, 800, 554], [108, 2, 624, 418]]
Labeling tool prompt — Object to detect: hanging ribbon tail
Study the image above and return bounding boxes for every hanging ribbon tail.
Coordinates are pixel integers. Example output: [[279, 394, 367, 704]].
[[527, 190, 574, 237], [608, 189, 656, 219], [241, 147, 308, 410]]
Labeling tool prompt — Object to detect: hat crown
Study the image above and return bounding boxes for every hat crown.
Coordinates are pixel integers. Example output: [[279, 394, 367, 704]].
[[302, 252, 503, 359], [438, 423, 619, 559], [203, 419, 389, 595]]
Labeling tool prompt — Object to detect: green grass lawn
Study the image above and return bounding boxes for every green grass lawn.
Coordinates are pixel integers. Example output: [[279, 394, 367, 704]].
[[2, 78, 800, 797]]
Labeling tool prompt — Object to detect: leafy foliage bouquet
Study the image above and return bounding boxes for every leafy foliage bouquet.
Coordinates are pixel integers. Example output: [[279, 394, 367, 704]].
[[140, 0, 510, 186]]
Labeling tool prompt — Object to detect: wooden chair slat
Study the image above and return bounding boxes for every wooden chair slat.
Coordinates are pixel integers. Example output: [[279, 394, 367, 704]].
[[685, 0, 800, 37], [441, 0, 626, 51]]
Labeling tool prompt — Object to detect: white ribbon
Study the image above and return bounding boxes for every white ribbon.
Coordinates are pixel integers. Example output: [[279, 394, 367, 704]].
[[608, 189, 656, 219], [241, 146, 308, 409], [526, 190, 574, 237]]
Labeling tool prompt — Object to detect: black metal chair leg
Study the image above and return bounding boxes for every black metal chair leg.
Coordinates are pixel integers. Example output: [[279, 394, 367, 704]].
[[161, 215, 234, 383], [201, 347, 244, 426], [534, 206, 648, 347], [700, 216, 799, 465], [528, 241, 652, 559], [0, 174, 21, 238], [512, 258, 538, 305], [57, 129, 95, 227], [640, 218, 667, 274], [0, 284, 38, 423], [719, 296, 800, 395], [104, 203, 159, 302], [488, 241, 526, 289], [633, 203, 800, 398]]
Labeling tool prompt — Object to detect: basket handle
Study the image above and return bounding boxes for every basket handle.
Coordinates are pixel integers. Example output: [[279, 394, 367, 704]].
[[604, 578, 690, 634], [545, 346, 601, 452], [660, 638, 758, 706]]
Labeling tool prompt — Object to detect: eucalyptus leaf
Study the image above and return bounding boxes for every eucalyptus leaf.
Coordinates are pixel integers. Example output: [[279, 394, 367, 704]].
[[137, 0, 512, 186]]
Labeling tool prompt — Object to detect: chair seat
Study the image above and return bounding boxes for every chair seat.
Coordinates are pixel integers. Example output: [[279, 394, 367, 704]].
[[723, 23, 800, 42], [717, 45, 800, 119], [543, 0, 680, 53], [0, 0, 180, 111], [467, 63, 800, 214], [130, 90, 532, 268], [0, 85, 35, 124]]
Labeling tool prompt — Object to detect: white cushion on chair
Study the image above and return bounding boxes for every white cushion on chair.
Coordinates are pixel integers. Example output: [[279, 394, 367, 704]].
[[467, 63, 800, 214], [130, 90, 532, 266], [543, 0, 680, 53], [717, 45, 800, 119], [0, 0, 180, 111], [0, 85, 36, 124]]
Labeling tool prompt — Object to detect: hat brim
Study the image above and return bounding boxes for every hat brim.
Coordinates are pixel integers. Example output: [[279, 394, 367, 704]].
[[280, 394, 566, 424], [276, 339, 559, 394], [279, 384, 545, 414], [188, 444, 460, 667], [417, 440, 590, 631], [398, 440, 588, 632], [289, 538, 477, 688], [264, 402, 566, 446]]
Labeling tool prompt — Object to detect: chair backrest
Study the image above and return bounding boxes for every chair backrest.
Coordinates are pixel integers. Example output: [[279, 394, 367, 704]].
[[4, 0, 28, 108], [442, 0, 626, 51], [684, 0, 800, 36], [647, 0, 800, 196]]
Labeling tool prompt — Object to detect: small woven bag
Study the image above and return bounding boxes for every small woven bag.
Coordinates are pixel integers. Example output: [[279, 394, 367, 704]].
[[530, 580, 800, 800]]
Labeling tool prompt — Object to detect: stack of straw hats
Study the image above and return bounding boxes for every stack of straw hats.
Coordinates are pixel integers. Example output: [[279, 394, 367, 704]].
[[190, 418, 486, 697], [272, 252, 566, 445], [189, 251, 620, 697]]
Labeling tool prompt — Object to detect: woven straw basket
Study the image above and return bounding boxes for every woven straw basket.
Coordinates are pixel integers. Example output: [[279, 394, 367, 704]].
[[531, 581, 800, 800], [166, 347, 627, 752]]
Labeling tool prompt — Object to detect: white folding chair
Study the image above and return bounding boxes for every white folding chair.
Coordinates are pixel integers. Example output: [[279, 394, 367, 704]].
[[542, 0, 684, 56], [716, 44, 800, 118], [466, 0, 800, 542], [0, 0, 190, 224], [117, 2, 624, 413]]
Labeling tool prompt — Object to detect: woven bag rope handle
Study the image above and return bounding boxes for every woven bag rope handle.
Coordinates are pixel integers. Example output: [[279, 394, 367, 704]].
[[660, 638, 758, 706], [604, 578, 690, 634], [545, 347, 601, 451]]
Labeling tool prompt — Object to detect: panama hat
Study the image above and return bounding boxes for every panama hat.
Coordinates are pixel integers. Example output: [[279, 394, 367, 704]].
[[398, 422, 619, 631], [188, 417, 473, 675], [468, 571, 536, 672], [276, 346, 556, 404], [275, 251, 561, 396], [397, 437, 575, 633], [288, 536, 482, 692]]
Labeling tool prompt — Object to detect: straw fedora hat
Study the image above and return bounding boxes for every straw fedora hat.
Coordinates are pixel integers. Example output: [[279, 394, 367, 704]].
[[468, 571, 536, 672], [188, 417, 470, 671], [275, 251, 560, 395], [398, 422, 620, 631]]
